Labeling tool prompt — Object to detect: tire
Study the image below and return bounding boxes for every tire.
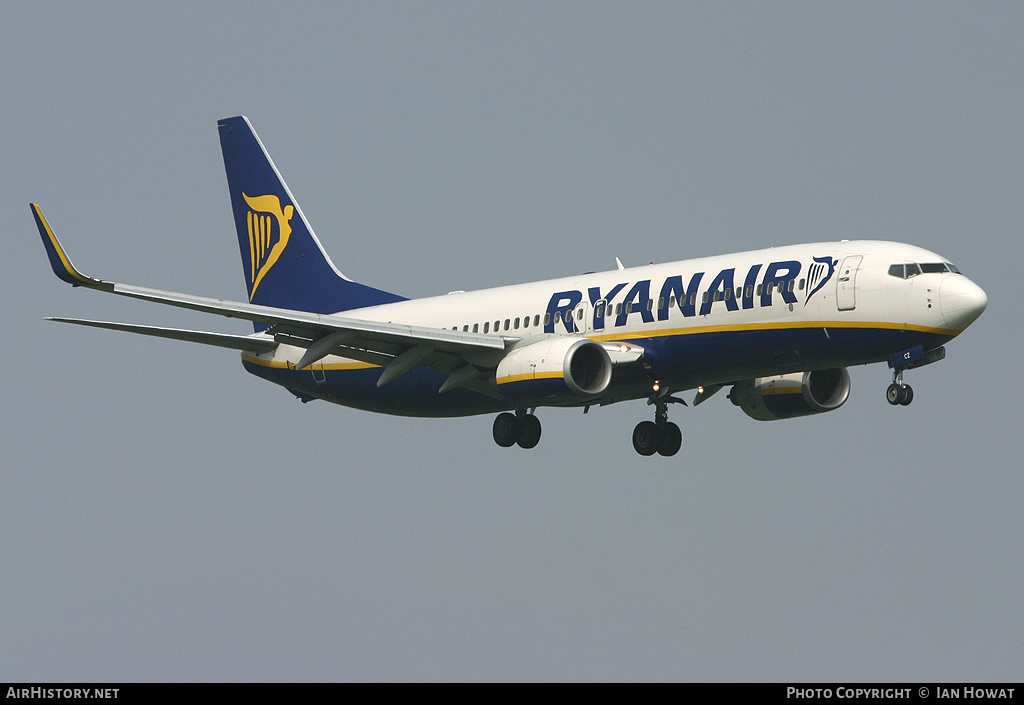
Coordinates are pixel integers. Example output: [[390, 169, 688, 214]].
[[899, 384, 914, 406], [886, 383, 903, 405], [516, 414, 542, 449], [492, 412, 519, 447], [657, 422, 682, 457], [632, 421, 660, 456]]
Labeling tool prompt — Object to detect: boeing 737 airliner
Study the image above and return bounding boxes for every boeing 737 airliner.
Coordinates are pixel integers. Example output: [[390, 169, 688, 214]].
[[32, 116, 988, 456]]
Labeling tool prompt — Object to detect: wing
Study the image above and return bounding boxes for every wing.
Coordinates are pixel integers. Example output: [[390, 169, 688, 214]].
[[33, 204, 509, 383], [33, 204, 643, 391]]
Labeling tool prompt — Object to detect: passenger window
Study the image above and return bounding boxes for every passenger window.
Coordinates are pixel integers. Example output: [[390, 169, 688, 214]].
[[746, 285, 753, 298], [646, 299, 653, 311], [577, 308, 584, 320], [472, 323, 479, 333], [798, 278, 805, 291], [615, 303, 622, 315], [504, 319, 510, 330], [702, 292, 709, 303], [514, 317, 520, 329], [658, 297, 665, 309], [534, 314, 540, 327], [462, 325, 469, 332], [484, 322, 490, 333], [724, 288, 731, 301], [788, 280, 795, 292], [689, 293, 697, 306], [544, 313, 551, 325]]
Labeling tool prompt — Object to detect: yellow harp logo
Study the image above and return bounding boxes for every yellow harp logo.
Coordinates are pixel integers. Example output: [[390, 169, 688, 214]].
[[243, 193, 294, 300]]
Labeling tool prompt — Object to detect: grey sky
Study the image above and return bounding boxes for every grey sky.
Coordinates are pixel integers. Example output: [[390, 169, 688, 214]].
[[2, 2, 1021, 680]]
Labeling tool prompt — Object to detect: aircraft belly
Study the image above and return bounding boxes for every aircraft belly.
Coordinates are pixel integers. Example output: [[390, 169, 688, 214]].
[[239, 321, 956, 417], [635, 325, 952, 389], [241, 357, 510, 418]]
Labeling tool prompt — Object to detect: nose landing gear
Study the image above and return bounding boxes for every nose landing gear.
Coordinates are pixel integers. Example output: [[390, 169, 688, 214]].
[[886, 345, 947, 407], [886, 369, 914, 406]]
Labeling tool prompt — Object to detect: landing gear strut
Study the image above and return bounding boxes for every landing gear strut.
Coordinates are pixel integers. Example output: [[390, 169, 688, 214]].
[[632, 394, 685, 457], [886, 368, 914, 406], [493, 408, 542, 449]]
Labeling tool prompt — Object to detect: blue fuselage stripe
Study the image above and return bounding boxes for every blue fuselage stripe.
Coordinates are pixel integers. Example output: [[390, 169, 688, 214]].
[[242, 323, 952, 417]]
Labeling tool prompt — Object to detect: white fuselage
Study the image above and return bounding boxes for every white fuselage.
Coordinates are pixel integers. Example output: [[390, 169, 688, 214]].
[[240, 239, 986, 417]]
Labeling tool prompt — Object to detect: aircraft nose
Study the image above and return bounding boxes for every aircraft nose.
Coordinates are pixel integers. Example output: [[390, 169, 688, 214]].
[[940, 275, 988, 330]]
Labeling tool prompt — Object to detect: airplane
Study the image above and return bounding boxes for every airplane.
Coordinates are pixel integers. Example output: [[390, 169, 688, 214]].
[[32, 116, 988, 457]]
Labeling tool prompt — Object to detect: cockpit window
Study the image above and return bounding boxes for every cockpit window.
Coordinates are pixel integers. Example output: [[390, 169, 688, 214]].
[[888, 261, 961, 278]]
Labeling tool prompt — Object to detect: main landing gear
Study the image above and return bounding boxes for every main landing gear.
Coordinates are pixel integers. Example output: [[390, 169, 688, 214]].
[[632, 394, 685, 457], [491, 393, 687, 457], [886, 368, 914, 406], [493, 408, 542, 449]]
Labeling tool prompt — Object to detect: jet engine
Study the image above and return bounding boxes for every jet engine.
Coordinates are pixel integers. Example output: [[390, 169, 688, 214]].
[[729, 368, 851, 421], [495, 337, 612, 403]]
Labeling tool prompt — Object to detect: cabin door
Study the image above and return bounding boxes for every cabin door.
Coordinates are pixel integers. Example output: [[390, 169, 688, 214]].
[[836, 255, 863, 311]]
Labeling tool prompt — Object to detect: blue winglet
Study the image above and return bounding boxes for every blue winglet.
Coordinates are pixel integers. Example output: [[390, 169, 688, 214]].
[[30, 204, 112, 290]]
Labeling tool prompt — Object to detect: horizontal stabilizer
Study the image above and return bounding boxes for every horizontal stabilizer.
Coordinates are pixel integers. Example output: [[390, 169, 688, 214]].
[[47, 318, 278, 354]]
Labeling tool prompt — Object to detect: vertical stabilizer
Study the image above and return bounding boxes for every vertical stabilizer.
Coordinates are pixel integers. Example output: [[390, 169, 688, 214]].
[[218, 116, 405, 330]]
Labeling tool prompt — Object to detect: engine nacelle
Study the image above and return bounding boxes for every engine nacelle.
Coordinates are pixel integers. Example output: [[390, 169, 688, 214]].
[[729, 368, 851, 421], [495, 337, 612, 403]]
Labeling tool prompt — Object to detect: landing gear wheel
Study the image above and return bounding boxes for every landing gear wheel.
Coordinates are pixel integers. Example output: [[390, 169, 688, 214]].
[[887, 382, 915, 406], [886, 383, 903, 406], [657, 422, 682, 457], [632, 421, 660, 456], [492, 412, 519, 447], [516, 414, 542, 449], [899, 384, 914, 406]]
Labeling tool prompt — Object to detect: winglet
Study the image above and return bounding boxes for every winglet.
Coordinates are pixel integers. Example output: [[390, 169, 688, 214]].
[[30, 204, 112, 290]]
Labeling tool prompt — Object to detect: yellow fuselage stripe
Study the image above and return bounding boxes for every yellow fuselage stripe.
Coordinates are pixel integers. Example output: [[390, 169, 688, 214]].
[[587, 319, 959, 342], [242, 319, 955, 378], [241, 353, 379, 371]]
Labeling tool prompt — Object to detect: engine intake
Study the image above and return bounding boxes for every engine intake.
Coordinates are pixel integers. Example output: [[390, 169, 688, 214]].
[[730, 368, 851, 421], [496, 337, 612, 403]]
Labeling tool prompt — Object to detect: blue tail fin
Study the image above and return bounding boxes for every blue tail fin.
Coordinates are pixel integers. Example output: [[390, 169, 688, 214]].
[[218, 116, 405, 331]]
